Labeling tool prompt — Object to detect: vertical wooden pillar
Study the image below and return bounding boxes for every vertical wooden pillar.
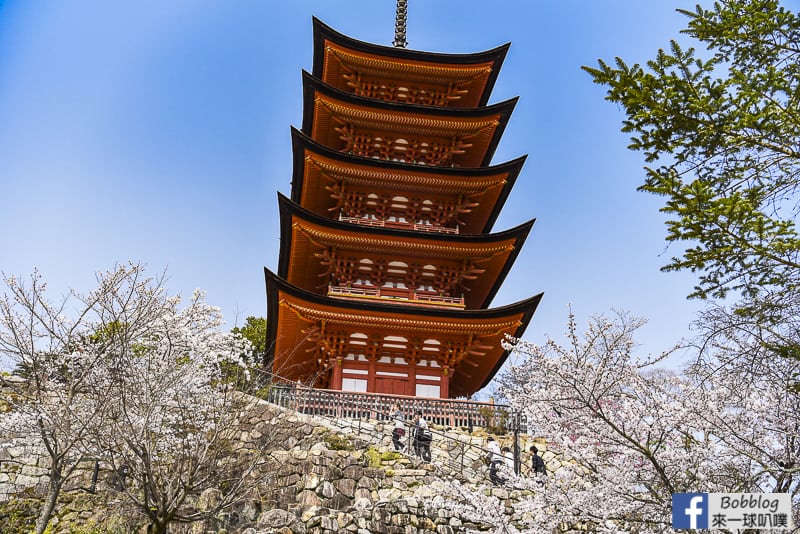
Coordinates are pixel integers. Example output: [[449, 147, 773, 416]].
[[331, 357, 343, 390], [440, 366, 450, 398], [367, 357, 376, 392], [409, 360, 417, 396]]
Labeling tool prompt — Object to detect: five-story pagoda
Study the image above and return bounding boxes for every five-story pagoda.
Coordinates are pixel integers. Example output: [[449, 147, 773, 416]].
[[265, 14, 542, 399]]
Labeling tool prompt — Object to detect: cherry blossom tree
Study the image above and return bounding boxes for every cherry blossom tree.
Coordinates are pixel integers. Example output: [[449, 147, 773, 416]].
[[409, 310, 800, 532], [0, 264, 261, 534], [82, 288, 266, 534], [488, 310, 800, 532], [687, 307, 800, 502], [0, 265, 147, 534]]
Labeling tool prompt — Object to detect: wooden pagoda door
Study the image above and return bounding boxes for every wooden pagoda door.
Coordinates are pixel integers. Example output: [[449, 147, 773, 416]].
[[375, 376, 409, 396]]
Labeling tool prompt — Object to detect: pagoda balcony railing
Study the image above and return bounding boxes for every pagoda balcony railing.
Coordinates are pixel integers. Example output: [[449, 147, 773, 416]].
[[262, 382, 527, 433], [327, 285, 465, 308], [338, 215, 458, 235]]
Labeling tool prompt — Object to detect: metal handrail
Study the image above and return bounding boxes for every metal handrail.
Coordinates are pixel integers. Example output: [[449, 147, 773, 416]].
[[325, 406, 523, 481], [245, 368, 528, 478]]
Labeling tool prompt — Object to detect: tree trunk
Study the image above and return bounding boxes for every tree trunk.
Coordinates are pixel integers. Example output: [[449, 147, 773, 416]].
[[34, 477, 61, 534], [148, 519, 168, 534]]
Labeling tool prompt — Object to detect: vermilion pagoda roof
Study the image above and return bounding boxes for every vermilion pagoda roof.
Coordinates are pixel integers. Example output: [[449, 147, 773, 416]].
[[312, 17, 509, 109], [264, 268, 542, 397], [266, 18, 542, 398], [275, 193, 534, 309], [288, 128, 526, 234], [301, 71, 517, 168]]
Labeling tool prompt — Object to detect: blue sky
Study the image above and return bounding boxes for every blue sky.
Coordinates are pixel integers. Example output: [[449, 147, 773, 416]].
[[0, 1, 741, 380]]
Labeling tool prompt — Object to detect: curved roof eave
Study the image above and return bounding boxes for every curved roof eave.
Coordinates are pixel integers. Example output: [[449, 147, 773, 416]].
[[302, 70, 517, 122], [289, 128, 526, 233], [301, 71, 517, 168], [266, 267, 542, 321], [275, 193, 536, 310], [264, 267, 543, 392], [277, 191, 534, 247], [311, 17, 509, 107]]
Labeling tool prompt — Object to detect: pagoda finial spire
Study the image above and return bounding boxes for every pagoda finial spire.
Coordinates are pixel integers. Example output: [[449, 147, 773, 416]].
[[393, 0, 408, 48]]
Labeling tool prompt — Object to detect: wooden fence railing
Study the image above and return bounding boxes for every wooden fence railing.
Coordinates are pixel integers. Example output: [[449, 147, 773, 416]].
[[262, 383, 525, 433]]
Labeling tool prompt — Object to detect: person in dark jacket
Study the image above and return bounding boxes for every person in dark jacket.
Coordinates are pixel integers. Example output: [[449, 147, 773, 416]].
[[390, 403, 406, 451], [530, 445, 546, 480], [412, 410, 431, 462], [487, 437, 505, 485]]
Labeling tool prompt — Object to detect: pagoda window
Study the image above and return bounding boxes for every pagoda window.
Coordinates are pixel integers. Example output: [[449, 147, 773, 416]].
[[378, 356, 392, 363], [342, 377, 367, 392], [416, 374, 441, 382], [421, 265, 437, 286], [357, 259, 374, 283], [393, 138, 409, 161], [387, 262, 408, 283], [390, 195, 409, 211], [383, 335, 408, 350], [394, 357, 407, 365], [349, 332, 368, 347], [422, 339, 442, 357], [376, 371, 408, 378], [415, 383, 440, 398]]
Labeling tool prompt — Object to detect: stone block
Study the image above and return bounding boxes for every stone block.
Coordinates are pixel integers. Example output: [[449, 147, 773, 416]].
[[356, 476, 376, 490], [377, 487, 402, 501], [240, 499, 261, 522], [491, 487, 509, 499], [334, 477, 356, 498], [391, 479, 408, 491], [297, 489, 322, 507], [353, 497, 372, 511], [197, 488, 222, 511], [390, 469, 426, 477], [257, 508, 295, 529], [320, 515, 339, 530], [303, 473, 321, 490], [329, 492, 353, 510], [316, 480, 335, 499], [5, 447, 24, 459], [343, 465, 364, 479], [310, 441, 328, 452], [300, 505, 328, 522]]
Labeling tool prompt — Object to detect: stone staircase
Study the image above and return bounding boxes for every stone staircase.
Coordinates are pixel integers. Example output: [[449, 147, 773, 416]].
[[287, 404, 524, 487]]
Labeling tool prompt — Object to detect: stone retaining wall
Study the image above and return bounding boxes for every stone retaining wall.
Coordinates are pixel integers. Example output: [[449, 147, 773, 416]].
[[0, 396, 554, 533]]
